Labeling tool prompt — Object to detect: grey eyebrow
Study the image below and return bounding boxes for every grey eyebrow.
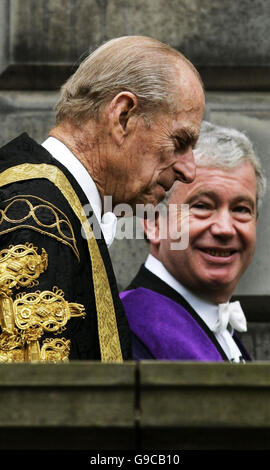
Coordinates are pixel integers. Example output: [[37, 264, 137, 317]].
[[173, 128, 199, 149]]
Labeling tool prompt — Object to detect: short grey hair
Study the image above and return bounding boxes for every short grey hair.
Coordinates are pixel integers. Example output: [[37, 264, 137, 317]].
[[165, 121, 266, 209], [55, 35, 202, 125]]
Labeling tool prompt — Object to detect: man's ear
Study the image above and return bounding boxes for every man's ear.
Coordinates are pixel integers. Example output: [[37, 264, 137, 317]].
[[142, 212, 164, 247], [108, 91, 138, 145]]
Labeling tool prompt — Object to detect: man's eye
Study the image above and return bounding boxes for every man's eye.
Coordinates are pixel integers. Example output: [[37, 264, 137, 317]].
[[192, 202, 208, 210], [190, 202, 212, 217], [233, 206, 251, 214]]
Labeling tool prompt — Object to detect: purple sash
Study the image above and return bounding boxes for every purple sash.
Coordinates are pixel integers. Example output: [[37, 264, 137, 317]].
[[120, 287, 224, 361]]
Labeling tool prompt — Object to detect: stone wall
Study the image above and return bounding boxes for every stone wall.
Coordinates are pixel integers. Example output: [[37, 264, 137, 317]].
[[1, 0, 270, 357]]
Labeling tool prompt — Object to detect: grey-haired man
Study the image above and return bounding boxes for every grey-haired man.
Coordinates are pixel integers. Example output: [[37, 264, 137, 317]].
[[121, 122, 266, 362]]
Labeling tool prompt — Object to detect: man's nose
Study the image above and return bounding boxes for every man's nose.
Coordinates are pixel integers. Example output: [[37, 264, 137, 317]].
[[173, 149, 196, 184], [210, 210, 236, 238]]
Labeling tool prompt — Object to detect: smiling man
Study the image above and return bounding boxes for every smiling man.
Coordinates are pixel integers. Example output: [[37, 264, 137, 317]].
[[120, 121, 266, 362], [0, 36, 204, 362]]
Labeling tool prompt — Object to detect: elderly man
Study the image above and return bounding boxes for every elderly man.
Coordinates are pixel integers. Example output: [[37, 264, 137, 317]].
[[120, 122, 266, 362], [0, 36, 204, 362]]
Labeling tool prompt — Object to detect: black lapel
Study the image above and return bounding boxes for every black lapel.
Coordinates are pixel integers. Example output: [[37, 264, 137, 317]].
[[233, 333, 252, 361], [127, 264, 229, 361]]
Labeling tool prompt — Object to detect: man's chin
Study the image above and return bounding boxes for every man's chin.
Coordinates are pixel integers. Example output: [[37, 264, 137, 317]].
[[200, 276, 237, 296]]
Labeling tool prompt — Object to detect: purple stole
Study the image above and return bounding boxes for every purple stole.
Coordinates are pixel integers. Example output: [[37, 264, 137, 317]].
[[120, 287, 225, 361]]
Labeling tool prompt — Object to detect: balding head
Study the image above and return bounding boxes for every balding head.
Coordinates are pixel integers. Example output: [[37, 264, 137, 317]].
[[55, 35, 203, 126]]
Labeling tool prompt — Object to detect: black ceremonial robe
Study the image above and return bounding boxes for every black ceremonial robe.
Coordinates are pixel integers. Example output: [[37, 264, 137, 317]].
[[0, 133, 131, 361]]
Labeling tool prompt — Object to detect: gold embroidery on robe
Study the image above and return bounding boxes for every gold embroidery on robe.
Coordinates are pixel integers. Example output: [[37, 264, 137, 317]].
[[0, 195, 79, 261], [0, 242, 48, 295], [14, 286, 85, 334], [0, 243, 85, 362], [1, 163, 123, 362], [40, 338, 70, 362]]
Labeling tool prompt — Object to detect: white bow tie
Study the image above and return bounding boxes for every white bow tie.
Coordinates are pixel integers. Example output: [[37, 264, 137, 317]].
[[100, 212, 117, 247], [214, 301, 247, 333]]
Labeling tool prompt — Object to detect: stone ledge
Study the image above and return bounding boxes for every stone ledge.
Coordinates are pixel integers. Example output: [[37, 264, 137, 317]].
[[1, 362, 270, 449], [0, 362, 136, 431], [139, 362, 270, 431], [0, 361, 135, 386], [139, 361, 270, 386]]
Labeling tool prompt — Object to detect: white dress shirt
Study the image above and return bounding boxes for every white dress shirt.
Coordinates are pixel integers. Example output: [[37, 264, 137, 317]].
[[145, 254, 244, 362], [41, 136, 117, 247]]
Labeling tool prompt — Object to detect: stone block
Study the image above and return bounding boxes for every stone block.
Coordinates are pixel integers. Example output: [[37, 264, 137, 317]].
[[0, 361, 135, 426], [139, 361, 270, 449], [0, 91, 57, 146], [0, 361, 136, 449], [139, 361, 270, 428]]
